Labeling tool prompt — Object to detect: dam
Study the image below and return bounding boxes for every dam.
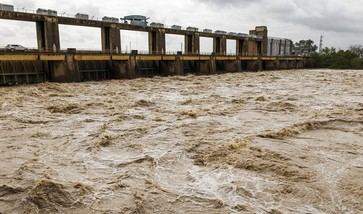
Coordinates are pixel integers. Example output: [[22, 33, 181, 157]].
[[0, 6, 304, 85]]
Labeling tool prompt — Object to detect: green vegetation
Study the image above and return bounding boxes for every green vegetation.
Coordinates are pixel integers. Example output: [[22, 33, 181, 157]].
[[295, 40, 363, 69]]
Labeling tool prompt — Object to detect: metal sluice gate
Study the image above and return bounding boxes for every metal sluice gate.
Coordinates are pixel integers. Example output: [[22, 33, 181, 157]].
[[0, 61, 46, 85]]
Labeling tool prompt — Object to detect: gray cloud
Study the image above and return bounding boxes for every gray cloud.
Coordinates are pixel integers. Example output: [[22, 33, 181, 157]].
[[0, 0, 362, 49], [198, 0, 260, 5]]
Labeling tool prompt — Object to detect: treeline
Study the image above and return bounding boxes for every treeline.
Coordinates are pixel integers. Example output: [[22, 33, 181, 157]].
[[309, 47, 363, 69], [295, 40, 363, 69]]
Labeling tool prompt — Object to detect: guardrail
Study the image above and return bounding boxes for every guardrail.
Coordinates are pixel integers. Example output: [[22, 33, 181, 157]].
[[0, 50, 303, 59]]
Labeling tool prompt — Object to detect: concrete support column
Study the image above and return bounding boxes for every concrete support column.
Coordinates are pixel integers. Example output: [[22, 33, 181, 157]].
[[149, 29, 166, 54], [36, 17, 60, 52], [255, 26, 268, 56], [247, 39, 258, 56], [236, 39, 248, 56], [283, 40, 287, 55], [128, 51, 137, 78], [49, 54, 80, 82], [184, 33, 200, 54], [213, 36, 227, 55], [210, 54, 217, 74], [102, 25, 121, 54]]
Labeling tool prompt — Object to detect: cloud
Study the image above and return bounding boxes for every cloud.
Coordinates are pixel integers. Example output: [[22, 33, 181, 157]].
[[0, 0, 362, 49], [198, 0, 263, 6]]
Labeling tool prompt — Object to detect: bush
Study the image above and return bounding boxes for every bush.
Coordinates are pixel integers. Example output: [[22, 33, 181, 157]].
[[309, 48, 363, 69]]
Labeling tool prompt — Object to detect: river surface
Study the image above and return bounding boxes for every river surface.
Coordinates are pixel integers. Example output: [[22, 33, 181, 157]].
[[0, 69, 363, 214]]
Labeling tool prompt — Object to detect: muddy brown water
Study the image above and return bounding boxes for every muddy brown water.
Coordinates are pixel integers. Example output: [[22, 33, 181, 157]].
[[0, 69, 363, 214]]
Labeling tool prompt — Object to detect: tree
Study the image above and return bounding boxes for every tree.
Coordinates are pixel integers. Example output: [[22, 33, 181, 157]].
[[309, 46, 363, 69], [321, 47, 336, 56], [294, 40, 318, 56], [349, 45, 363, 57]]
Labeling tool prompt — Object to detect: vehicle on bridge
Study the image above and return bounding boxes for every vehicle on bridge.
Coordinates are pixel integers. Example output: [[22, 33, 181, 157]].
[[5, 44, 28, 52], [36, 8, 57, 16], [121, 15, 149, 26], [0, 3, 14, 12]]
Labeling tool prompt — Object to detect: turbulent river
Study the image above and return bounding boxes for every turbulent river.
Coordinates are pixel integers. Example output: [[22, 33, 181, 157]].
[[0, 69, 362, 214]]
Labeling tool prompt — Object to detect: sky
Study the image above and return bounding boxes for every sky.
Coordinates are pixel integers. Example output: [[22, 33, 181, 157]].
[[0, 0, 362, 52]]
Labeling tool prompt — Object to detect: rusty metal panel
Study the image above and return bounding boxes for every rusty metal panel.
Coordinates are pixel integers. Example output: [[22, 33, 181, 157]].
[[0, 61, 46, 85], [261, 57, 277, 61], [182, 56, 200, 61], [137, 56, 162, 61], [74, 55, 111, 61], [112, 55, 129, 61], [0, 55, 38, 61], [199, 56, 210, 61], [162, 56, 176, 61], [240, 56, 259, 60], [216, 56, 236, 61], [40, 54, 65, 61]]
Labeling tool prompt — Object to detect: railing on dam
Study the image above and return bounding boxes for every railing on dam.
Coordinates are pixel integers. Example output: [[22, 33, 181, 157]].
[[0, 51, 303, 62]]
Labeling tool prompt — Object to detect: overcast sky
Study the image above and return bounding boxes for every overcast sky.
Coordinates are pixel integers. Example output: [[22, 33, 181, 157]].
[[0, 0, 362, 52]]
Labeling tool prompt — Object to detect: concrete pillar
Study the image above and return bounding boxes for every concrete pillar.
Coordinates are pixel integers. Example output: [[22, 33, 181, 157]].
[[210, 54, 217, 74], [49, 54, 80, 82], [184, 33, 200, 54], [247, 39, 258, 56], [236, 39, 248, 56], [36, 17, 60, 52], [283, 39, 287, 56], [213, 36, 227, 55], [279, 40, 283, 56], [255, 26, 268, 56], [128, 51, 137, 78], [102, 25, 121, 54], [248, 29, 265, 56], [149, 29, 166, 54]]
